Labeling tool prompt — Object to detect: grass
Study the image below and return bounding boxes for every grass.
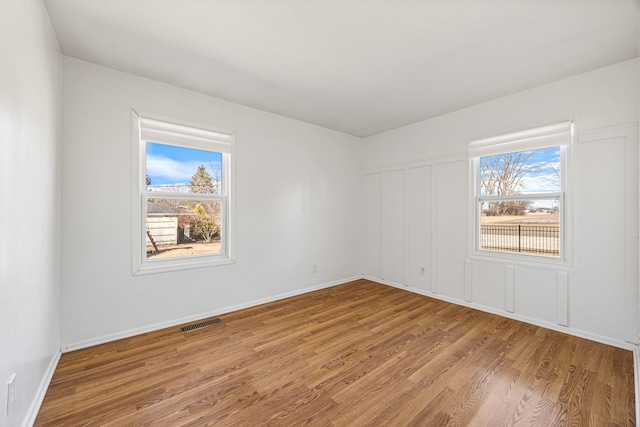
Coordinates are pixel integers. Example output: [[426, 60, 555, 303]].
[[480, 213, 559, 226]]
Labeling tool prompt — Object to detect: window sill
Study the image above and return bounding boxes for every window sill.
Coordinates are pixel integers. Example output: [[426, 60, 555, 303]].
[[469, 250, 571, 270], [133, 256, 235, 275]]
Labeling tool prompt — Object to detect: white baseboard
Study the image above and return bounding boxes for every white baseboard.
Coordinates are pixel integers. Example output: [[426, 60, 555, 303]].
[[363, 275, 636, 351], [62, 276, 361, 353], [635, 346, 640, 426], [22, 348, 61, 427]]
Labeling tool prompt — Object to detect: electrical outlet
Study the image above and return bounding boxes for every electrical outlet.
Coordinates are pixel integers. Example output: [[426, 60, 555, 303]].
[[420, 267, 426, 276], [312, 263, 318, 273], [6, 373, 15, 415]]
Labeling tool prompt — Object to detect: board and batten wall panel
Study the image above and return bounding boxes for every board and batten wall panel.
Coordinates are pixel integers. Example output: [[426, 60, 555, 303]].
[[381, 170, 405, 285], [571, 129, 638, 343], [512, 266, 558, 324], [471, 262, 506, 311], [363, 158, 466, 297], [363, 173, 382, 278], [435, 161, 468, 300], [362, 58, 639, 348], [406, 166, 432, 291]]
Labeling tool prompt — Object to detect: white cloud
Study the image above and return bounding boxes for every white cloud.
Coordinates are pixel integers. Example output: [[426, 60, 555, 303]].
[[521, 167, 560, 193]]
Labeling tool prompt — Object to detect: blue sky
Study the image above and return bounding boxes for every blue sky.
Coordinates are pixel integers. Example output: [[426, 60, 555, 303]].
[[146, 142, 222, 188]]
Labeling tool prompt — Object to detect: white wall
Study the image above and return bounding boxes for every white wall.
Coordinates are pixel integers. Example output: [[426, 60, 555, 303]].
[[363, 59, 639, 347], [60, 58, 362, 350], [0, 0, 62, 426]]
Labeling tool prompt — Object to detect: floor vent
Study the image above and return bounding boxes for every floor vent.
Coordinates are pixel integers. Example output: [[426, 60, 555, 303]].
[[181, 318, 222, 333]]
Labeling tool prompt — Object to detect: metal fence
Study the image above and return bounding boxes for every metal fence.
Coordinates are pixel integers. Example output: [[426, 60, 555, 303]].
[[480, 224, 559, 256]]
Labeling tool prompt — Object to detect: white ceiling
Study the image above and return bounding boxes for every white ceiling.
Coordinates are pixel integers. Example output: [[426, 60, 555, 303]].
[[44, 0, 639, 137]]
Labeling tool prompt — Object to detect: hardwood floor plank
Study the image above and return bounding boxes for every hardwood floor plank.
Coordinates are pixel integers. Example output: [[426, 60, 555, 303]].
[[35, 279, 635, 426]]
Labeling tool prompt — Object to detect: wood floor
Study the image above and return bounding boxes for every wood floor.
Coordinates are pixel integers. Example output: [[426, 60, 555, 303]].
[[36, 279, 635, 426]]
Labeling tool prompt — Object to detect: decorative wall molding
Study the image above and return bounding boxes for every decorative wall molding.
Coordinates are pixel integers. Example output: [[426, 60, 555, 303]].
[[363, 152, 466, 175], [367, 275, 635, 351], [577, 122, 638, 143]]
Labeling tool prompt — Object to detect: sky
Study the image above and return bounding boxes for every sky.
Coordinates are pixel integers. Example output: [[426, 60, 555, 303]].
[[480, 146, 560, 194], [146, 142, 222, 189]]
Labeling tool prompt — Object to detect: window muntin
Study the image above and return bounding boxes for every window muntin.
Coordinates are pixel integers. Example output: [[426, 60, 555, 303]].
[[470, 121, 571, 262], [133, 112, 234, 274]]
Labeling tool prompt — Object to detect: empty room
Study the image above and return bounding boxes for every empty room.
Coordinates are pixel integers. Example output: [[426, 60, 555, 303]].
[[2, 0, 640, 426]]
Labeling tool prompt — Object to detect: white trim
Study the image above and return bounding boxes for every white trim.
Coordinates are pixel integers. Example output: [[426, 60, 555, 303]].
[[22, 349, 61, 427], [131, 110, 144, 275], [364, 275, 636, 351], [381, 171, 387, 282], [377, 173, 383, 279], [403, 170, 410, 287], [131, 110, 236, 275], [431, 164, 439, 294], [134, 255, 236, 275], [471, 248, 568, 267], [466, 254, 574, 272], [634, 346, 640, 426], [61, 276, 361, 352], [577, 122, 638, 143]]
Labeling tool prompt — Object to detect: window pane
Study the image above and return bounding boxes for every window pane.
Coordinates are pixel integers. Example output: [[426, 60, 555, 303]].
[[145, 142, 222, 194], [146, 198, 222, 259], [480, 146, 560, 197], [479, 200, 559, 257]]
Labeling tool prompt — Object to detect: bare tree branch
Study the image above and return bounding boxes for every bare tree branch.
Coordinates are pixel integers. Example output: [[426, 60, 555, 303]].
[[480, 152, 538, 216]]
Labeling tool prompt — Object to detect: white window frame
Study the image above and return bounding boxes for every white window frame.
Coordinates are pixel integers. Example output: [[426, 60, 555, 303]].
[[131, 110, 235, 275], [468, 121, 573, 265]]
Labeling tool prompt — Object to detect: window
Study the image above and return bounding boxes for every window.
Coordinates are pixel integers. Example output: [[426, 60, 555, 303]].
[[132, 111, 235, 274], [469, 121, 572, 262]]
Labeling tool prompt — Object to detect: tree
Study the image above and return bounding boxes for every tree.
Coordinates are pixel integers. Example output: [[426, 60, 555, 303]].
[[188, 165, 220, 242], [189, 165, 213, 194], [480, 152, 537, 216], [192, 203, 220, 242], [210, 166, 222, 194]]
